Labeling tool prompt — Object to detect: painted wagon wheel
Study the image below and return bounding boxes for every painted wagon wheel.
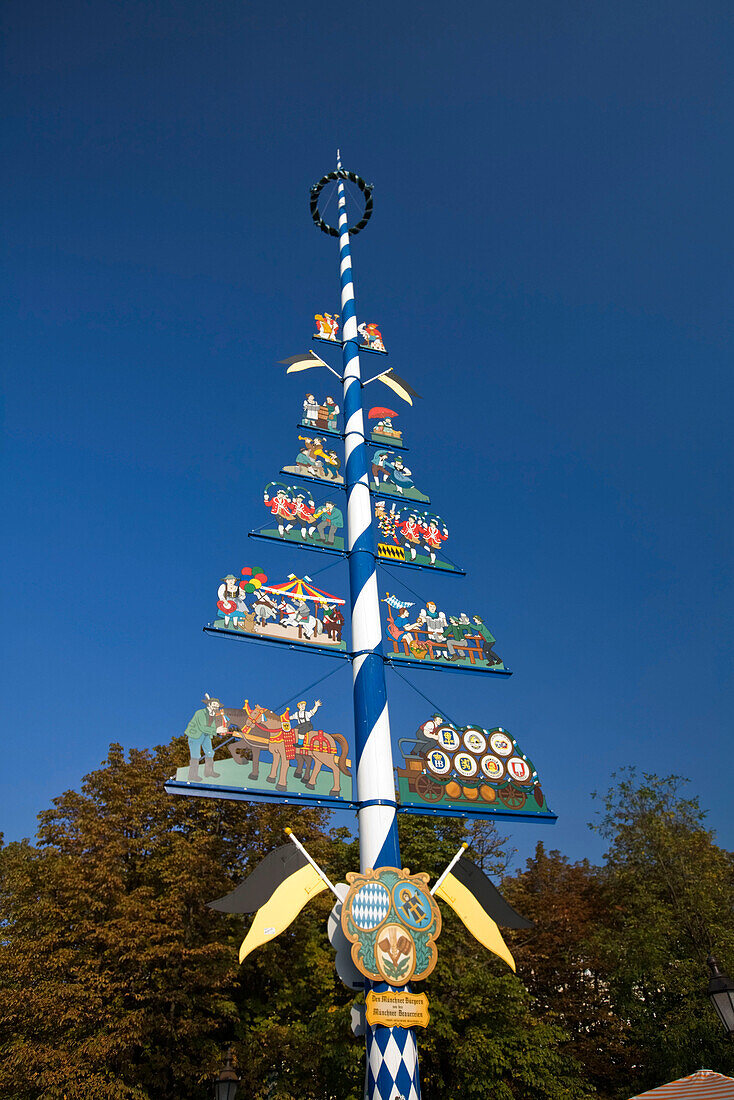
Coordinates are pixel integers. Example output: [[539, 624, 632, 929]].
[[415, 773, 445, 802], [499, 784, 526, 810], [310, 170, 374, 237]]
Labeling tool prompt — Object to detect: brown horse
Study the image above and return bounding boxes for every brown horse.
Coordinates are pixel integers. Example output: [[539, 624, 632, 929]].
[[293, 728, 351, 795], [221, 701, 350, 795]]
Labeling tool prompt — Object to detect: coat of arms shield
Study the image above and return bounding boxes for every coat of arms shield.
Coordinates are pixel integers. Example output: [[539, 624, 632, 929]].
[[340, 867, 441, 986]]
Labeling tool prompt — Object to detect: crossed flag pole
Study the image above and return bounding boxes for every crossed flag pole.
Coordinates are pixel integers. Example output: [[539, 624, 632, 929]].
[[209, 829, 531, 971]]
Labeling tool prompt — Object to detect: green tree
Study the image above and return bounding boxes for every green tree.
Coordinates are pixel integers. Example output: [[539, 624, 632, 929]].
[[586, 769, 734, 1096], [0, 740, 597, 1100], [0, 738, 334, 1100]]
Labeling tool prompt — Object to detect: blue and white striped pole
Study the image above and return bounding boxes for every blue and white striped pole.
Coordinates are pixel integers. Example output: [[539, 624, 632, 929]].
[[336, 153, 421, 1100]]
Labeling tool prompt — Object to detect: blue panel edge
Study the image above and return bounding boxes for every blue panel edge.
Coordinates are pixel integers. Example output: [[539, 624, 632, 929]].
[[164, 779, 356, 811], [396, 804, 558, 824]]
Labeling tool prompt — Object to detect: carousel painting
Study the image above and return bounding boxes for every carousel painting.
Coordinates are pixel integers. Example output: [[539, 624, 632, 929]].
[[174, 693, 352, 802], [370, 451, 428, 502], [261, 482, 345, 551], [281, 435, 344, 485], [373, 500, 459, 572], [210, 570, 346, 651], [395, 716, 553, 820], [382, 594, 507, 674]]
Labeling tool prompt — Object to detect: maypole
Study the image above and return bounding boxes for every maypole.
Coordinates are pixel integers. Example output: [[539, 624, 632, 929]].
[[335, 152, 420, 1100], [167, 150, 557, 1100]]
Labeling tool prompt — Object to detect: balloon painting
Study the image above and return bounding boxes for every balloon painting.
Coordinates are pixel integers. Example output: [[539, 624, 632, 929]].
[[211, 569, 347, 652]]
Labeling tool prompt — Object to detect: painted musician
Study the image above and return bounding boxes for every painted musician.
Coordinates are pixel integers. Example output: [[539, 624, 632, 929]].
[[314, 500, 343, 544]]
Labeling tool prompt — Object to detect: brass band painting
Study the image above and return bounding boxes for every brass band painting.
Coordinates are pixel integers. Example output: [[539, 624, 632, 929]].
[[374, 500, 458, 571], [371, 451, 429, 502], [395, 716, 553, 820], [262, 482, 345, 550], [281, 436, 343, 484], [368, 406, 406, 449], [176, 694, 352, 802], [211, 569, 346, 651], [382, 593, 507, 673], [300, 394, 341, 435]]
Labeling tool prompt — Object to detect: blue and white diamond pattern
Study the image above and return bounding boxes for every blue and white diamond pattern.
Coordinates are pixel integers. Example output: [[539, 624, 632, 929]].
[[352, 882, 391, 930], [365, 1023, 420, 1100]]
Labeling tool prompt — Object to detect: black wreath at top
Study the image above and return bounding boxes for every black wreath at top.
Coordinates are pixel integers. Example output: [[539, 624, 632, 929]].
[[310, 170, 374, 237]]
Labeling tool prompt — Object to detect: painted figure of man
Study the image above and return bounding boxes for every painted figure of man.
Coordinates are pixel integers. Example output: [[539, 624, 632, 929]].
[[407, 601, 463, 660], [398, 512, 422, 560], [282, 599, 316, 638], [314, 500, 343, 544], [469, 616, 502, 666], [184, 694, 223, 781], [253, 590, 278, 627], [413, 713, 445, 756], [324, 396, 339, 430], [323, 603, 345, 641], [289, 493, 316, 539], [421, 518, 448, 565], [292, 698, 323, 747], [264, 487, 294, 536]]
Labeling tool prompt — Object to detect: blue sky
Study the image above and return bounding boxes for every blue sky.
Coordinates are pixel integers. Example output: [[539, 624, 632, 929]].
[[3, 0, 732, 869]]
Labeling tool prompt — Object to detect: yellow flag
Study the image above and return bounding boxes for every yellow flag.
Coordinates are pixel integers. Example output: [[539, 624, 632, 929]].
[[239, 863, 327, 963], [435, 871, 516, 971]]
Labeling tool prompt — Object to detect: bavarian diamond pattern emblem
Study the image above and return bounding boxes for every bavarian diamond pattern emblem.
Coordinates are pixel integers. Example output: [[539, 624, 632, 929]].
[[342, 867, 442, 987], [351, 881, 390, 929]]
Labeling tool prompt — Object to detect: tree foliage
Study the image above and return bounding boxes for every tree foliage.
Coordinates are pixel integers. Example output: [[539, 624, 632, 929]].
[[1, 750, 732, 1100]]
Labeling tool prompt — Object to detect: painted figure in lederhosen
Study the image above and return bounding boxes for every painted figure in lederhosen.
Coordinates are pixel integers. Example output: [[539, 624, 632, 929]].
[[468, 615, 502, 666]]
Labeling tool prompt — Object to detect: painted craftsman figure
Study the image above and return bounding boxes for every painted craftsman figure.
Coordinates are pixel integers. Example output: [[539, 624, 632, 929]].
[[184, 694, 224, 780]]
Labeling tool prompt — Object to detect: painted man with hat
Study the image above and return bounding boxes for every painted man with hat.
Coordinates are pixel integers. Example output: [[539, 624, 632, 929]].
[[184, 694, 224, 781]]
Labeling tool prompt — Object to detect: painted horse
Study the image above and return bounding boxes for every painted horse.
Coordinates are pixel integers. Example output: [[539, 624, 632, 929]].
[[221, 701, 350, 795]]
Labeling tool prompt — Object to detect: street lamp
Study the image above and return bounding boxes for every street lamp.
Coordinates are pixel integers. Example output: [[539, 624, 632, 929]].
[[707, 956, 734, 1038], [214, 1046, 240, 1100]]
